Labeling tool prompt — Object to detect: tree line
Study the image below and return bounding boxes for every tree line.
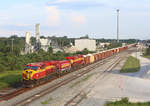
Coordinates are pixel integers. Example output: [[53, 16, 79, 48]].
[[0, 35, 137, 72]]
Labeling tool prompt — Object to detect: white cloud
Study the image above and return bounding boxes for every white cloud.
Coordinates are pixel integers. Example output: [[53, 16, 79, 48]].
[[45, 6, 61, 26], [15, 24, 32, 27], [55, 0, 81, 3], [0, 29, 25, 37], [71, 14, 86, 24]]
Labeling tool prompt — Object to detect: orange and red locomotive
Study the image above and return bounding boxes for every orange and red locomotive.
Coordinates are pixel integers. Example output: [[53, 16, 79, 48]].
[[22, 60, 71, 87]]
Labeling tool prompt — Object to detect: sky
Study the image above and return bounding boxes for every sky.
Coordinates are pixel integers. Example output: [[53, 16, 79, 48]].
[[0, 0, 150, 39]]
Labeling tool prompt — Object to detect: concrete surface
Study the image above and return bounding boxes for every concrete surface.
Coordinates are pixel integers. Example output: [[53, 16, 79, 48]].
[[29, 53, 124, 106], [2, 49, 149, 106], [79, 52, 150, 106]]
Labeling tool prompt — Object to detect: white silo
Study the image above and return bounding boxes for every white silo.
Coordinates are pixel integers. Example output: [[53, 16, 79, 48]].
[[25, 32, 31, 45], [36, 24, 40, 42]]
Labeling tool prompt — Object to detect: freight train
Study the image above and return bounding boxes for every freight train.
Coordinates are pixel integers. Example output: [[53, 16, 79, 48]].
[[22, 44, 136, 87]]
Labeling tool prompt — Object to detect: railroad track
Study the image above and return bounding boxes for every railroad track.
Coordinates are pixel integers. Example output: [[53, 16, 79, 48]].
[[65, 53, 128, 106], [65, 49, 136, 106], [0, 49, 120, 102], [0, 54, 116, 101], [12, 49, 134, 106], [0, 48, 135, 106]]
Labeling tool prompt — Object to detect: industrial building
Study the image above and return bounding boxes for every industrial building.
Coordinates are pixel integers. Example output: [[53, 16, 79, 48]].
[[24, 24, 51, 54], [39, 38, 51, 51], [75, 39, 96, 51]]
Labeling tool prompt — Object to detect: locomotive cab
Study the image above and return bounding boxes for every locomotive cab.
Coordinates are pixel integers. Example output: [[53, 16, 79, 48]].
[[23, 66, 38, 80], [22, 65, 40, 87], [22, 61, 58, 87]]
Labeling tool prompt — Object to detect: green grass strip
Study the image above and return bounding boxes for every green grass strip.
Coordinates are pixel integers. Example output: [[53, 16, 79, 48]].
[[120, 56, 140, 73], [143, 55, 150, 59], [0, 70, 22, 89], [105, 97, 150, 106]]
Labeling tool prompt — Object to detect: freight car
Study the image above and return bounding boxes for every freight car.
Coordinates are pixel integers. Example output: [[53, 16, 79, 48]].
[[22, 44, 134, 87]]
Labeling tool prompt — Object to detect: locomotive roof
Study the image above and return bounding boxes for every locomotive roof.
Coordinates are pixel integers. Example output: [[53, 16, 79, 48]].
[[58, 60, 70, 63], [26, 61, 58, 67], [66, 55, 83, 59]]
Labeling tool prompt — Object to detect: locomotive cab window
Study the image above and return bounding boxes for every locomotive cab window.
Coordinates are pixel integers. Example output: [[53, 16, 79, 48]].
[[31, 66, 38, 71], [24, 66, 30, 70]]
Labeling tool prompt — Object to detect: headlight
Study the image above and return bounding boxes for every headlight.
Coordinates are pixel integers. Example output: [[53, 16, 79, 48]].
[[26, 71, 32, 73], [29, 71, 32, 73]]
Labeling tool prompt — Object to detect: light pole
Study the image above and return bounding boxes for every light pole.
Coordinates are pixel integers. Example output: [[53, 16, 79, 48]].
[[117, 9, 120, 43]]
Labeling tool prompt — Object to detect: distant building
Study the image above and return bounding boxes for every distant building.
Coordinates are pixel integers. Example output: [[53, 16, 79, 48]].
[[75, 39, 96, 51], [98, 42, 110, 48], [64, 46, 78, 53], [40, 38, 51, 51], [122, 43, 126, 47]]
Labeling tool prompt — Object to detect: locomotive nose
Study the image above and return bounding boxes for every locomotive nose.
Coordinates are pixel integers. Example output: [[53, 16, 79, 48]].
[[23, 70, 33, 80]]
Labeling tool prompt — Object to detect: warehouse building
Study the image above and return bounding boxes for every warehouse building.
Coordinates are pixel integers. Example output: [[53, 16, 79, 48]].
[[75, 39, 96, 51]]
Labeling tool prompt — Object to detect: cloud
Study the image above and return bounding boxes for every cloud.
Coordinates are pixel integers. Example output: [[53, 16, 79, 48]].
[[71, 14, 86, 24], [46, 0, 105, 10], [45, 6, 61, 26], [0, 29, 26, 37], [55, 0, 78, 3]]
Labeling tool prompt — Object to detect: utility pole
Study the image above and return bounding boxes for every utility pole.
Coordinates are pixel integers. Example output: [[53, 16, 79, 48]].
[[117, 9, 120, 43], [11, 38, 14, 53]]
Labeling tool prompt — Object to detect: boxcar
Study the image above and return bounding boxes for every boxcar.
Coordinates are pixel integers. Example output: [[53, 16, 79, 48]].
[[83, 55, 90, 65], [87, 54, 95, 63], [93, 53, 99, 62]]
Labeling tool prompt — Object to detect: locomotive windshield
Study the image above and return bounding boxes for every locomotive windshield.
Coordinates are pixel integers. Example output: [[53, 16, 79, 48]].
[[24, 66, 30, 70], [31, 66, 38, 70], [24, 66, 38, 70]]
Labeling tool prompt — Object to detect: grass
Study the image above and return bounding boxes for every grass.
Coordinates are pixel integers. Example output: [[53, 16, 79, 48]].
[[0, 70, 22, 90], [105, 97, 150, 106], [143, 55, 150, 59], [41, 97, 53, 105], [70, 73, 94, 88], [120, 56, 140, 73]]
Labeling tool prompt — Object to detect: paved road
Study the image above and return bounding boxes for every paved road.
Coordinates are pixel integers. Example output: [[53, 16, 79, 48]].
[[79, 52, 150, 106]]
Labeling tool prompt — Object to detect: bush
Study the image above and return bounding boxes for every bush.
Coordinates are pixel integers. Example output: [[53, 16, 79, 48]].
[[145, 47, 150, 55], [121, 97, 129, 103]]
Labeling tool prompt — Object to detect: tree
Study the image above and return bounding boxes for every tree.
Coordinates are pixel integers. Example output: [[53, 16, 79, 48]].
[[80, 34, 89, 39], [145, 46, 150, 55], [82, 48, 89, 55], [48, 46, 53, 54]]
